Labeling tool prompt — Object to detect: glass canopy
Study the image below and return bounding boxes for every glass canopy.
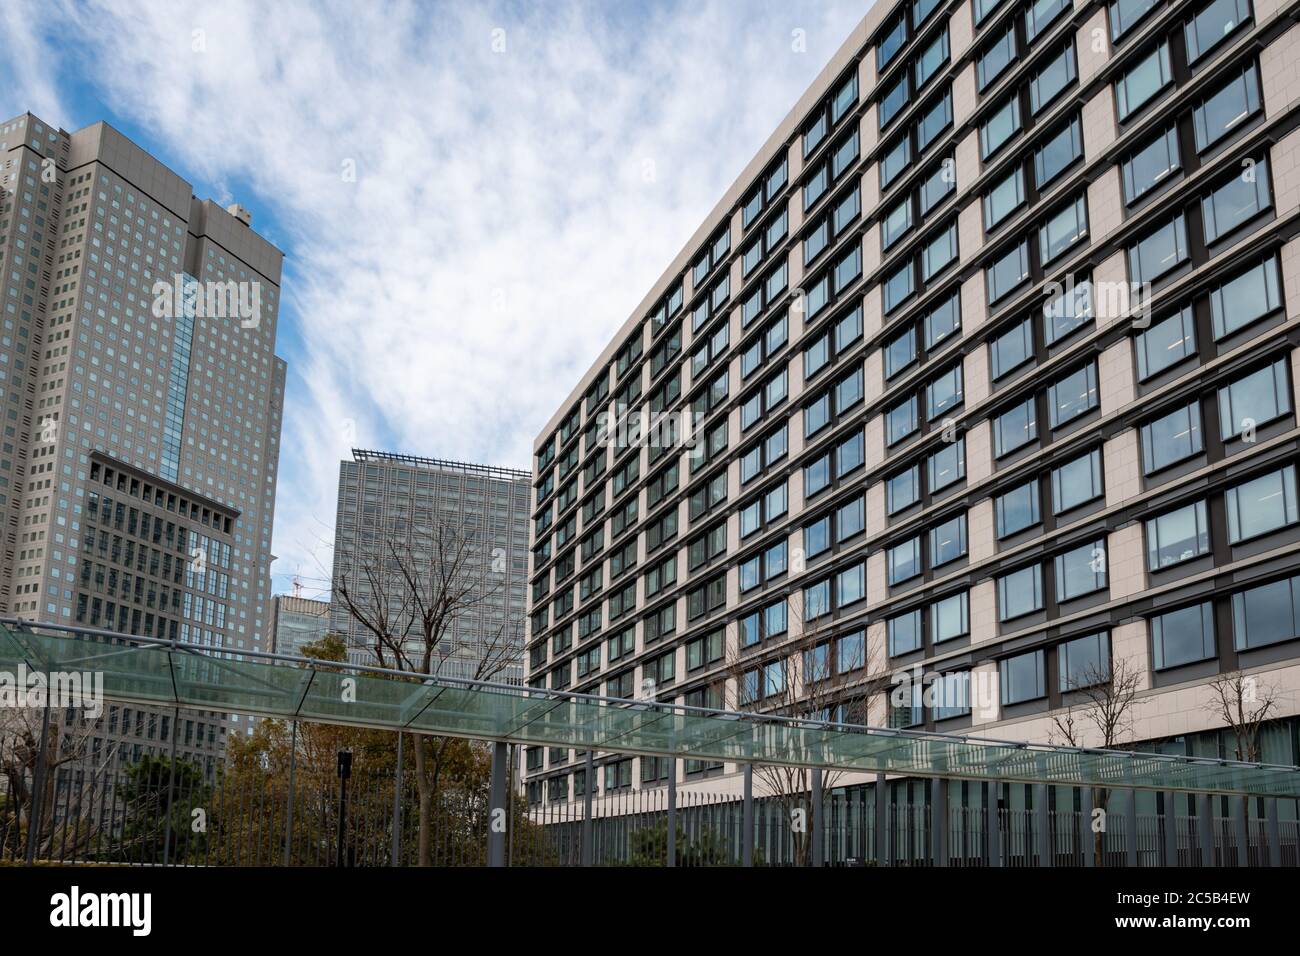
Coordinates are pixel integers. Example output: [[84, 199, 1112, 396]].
[[3, 624, 1298, 797]]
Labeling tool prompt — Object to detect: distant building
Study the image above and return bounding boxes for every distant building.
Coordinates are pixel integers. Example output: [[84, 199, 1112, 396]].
[[268, 595, 331, 657], [329, 450, 530, 682], [0, 112, 286, 772]]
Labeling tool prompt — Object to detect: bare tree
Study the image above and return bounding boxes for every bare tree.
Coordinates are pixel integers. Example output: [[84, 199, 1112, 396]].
[[722, 589, 880, 865], [1049, 656, 1144, 865], [1205, 670, 1280, 762], [0, 704, 120, 861], [333, 511, 523, 866]]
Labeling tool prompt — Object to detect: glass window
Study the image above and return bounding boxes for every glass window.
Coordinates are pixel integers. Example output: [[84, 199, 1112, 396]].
[[1059, 632, 1110, 691], [887, 395, 919, 444], [981, 96, 1022, 159], [1211, 256, 1281, 340], [1052, 448, 1103, 513], [922, 224, 959, 281], [1043, 278, 1093, 346], [1140, 401, 1204, 473], [1217, 358, 1292, 440], [1128, 213, 1189, 284], [1146, 499, 1211, 570], [915, 30, 950, 89], [1202, 157, 1271, 244], [834, 187, 861, 234], [1029, 43, 1077, 114], [837, 630, 867, 672], [1232, 574, 1300, 651], [1185, 0, 1252, 64], [996, 479, 1041, 538], [1194, 63, 1261, 152], [998, 566, 1044, 621], [930, 513, 967, 567], [881, 136, 912, 189], [1109, 0, 1159, 40], [933, 671, 971, 720], [1048, 362, 1099, 428], [880, 75, 909, 130], [805, 515, 831, 557], [1225, 464, 1299, 543], [831, 129, 860, 179], [925, 293, 961, 348], [928, 438, 966, 492], [916, 93, 953, 152], [987, 241, 1030, 303], [884, 260, 915, 313], [1000, 649, 1045, 704], [993, 396, 1038, 456], [984, 167, 1026, 230], [915, 0, 945, 25], [975, 0, 1010, 25], [1055, 539, 1108, 602], [1122, 127, 1181, 204], [990, 317, 1034, 379], [837, 496, 865, 540], [927, 363, 964, 420], [919, 159, 956, 215], [887, 464, 921, 514], [979, 25, 1016, 90], [878, 15, 908, 70], [883, 197, 913, 249], [931, 591, 969, 643], [1115, 43, 1172, 121], [1151, 602, 1216, 669], [1026, 0, 1071, 40], [1135, 307, 1196, 380], [885, 325, 917, 378], [1039, 195, 1088, 263], [836, 562, 866, 606], [888, 537, 923, 585], [889, 609, 923, 656], [832, 72, 859, 125], [1035, 115, 1083, 187]]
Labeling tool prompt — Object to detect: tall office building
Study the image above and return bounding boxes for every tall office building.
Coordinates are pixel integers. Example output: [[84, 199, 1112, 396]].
[[525, 0, 1300, 807], [329, 450, 530, 682], [268, 594, 331, 657], [0, 114, 287, 771]]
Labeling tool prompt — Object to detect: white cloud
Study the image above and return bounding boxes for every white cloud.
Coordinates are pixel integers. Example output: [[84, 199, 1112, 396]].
[[2, 0, 870, 594]]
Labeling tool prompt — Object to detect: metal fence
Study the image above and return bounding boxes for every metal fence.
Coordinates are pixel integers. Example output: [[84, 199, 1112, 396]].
[[3, 720, 1298, 867]]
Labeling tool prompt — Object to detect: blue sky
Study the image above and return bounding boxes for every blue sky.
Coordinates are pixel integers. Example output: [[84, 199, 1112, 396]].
[[0, 0, 869, 600]]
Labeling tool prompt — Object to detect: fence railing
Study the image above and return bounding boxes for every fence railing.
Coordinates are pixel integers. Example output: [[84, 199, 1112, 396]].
[[3, 730, 1297, 867]]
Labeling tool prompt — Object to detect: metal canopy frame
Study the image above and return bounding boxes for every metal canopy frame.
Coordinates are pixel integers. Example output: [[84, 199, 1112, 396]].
[[2, 621, 1299, 798]]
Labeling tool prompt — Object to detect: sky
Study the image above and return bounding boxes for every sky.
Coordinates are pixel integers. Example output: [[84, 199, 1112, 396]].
[[0, 0, 870, 600]]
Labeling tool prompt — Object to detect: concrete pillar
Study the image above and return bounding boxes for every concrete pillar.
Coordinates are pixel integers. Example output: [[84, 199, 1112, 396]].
[[742, 763, 754, 867], [1232, 796, 1249, 868], [874, 773, 890, 866], [581, 750, 594, 866], [1035, 784, 1051, 867], [932, 777, 949, 867], [488, 741, 507, 867], [1197, 792, 1214, 867], [1080, 787, 1094, 868], [811, 768, 824, 867], [987, 781, 1002, 867], [666, 760, 677, 868]]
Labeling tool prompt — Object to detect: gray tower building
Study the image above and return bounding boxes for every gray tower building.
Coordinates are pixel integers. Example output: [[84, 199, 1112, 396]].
[[329, 450, 530, 683], [0, 113, 287, 771]]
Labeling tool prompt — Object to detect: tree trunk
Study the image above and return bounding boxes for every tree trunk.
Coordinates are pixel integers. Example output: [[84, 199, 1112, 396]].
[[411, 736, 433, 867]]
